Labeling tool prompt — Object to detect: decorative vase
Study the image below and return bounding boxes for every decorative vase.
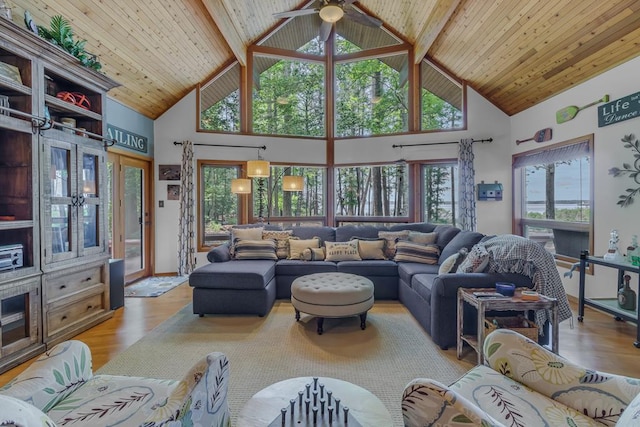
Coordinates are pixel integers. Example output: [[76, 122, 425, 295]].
[[618, 274, 636, 311]]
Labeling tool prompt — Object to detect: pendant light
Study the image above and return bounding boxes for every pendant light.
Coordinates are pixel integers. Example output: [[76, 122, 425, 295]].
[[247, 148, 270, 178], [282, 175, 304, 191], [231, 178, 251, 194]]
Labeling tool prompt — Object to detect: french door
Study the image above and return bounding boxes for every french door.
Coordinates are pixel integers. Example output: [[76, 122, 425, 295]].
[[107, 152, 152, 283]]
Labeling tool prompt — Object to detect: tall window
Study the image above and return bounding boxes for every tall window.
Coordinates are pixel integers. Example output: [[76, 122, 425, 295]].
[[513, 136, 593, 263], [252, 165, 326, 226], [421, 60, 463, 130], [335, 164, 408, 220], [199, 62, 240, 132], [199, 163, 242, 247], [422, 163, 458, 225]]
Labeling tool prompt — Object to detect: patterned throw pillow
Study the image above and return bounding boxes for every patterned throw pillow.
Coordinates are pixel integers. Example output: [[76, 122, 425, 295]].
[[457, 244, 489, 273], [394, 241, 440, 264], [438, 248, 469, 274], [233, 239, 277, 260], [301, 247, 326, 261], [288, 237, 321, 260], [352, 238, 386, 260], [230, 227, 264, 256], [408, 231, 438, 245], [378, 230, 410, 259], [324, 241, 362, 261], [262, 230, 294, 259]]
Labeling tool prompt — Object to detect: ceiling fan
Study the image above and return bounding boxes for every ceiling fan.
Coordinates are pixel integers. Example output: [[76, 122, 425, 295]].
[[273, 0, 383, 41]]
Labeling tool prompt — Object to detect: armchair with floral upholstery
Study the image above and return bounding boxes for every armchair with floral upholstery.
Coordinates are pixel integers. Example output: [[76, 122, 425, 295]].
[[0, 340, 230, 427], [402, 329, 640, 426]]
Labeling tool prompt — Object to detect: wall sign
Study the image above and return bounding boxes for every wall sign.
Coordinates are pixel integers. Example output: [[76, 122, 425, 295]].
[[598, 92, 640, 127], [107, 124, 148, 153]]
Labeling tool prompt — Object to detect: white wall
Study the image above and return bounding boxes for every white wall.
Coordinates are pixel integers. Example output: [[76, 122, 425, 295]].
[[153, 87, 512, 272], [511, 56, 640, 298]]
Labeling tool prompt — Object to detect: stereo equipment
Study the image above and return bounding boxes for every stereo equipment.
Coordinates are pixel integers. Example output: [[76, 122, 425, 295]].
[[0, 244, 23, 271]]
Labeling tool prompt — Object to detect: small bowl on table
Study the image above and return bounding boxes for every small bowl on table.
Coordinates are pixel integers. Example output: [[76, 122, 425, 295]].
[[495, 282, 516, 297]]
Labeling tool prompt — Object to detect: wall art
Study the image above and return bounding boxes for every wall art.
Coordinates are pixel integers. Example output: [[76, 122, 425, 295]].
[[608, 134, 640, 207], [159, 164, 181, 181]]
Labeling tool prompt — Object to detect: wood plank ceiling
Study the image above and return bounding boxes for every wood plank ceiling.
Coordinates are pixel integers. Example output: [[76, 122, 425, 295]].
[[8, 0, 640, 119]]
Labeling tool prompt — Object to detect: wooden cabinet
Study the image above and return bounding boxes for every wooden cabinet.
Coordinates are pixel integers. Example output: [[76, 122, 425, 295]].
[[0, 18, 119, 369]]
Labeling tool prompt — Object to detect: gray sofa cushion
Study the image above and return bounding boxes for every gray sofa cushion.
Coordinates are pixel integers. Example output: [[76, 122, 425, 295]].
[[337, 260, 398, 276], [397, 262, 440, 284], [433, 225, 462, 249], [207, 243, 231, 263], [389, 222, 436, 233], [288, 226, 335, 243], [335, 225, 387, 241], [189, 260, 275, 290], [439, 230, 485, 263], [275, 259, 338, 276], [411, 273, 437, 302]]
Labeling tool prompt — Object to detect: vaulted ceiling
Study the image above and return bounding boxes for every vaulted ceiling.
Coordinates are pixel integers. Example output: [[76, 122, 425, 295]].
[[10, 0, 640, 120]]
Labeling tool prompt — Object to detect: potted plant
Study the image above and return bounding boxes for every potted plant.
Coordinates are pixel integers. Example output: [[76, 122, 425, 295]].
[[36, 15, 102, 71]]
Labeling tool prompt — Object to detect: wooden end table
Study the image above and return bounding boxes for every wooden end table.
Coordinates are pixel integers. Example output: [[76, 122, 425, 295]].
[[237, 376, 393, 426], [457, 288, 559, 364]]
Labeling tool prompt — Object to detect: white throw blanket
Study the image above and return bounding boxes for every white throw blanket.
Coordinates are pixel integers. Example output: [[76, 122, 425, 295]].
[[478, 234, 573, 331]]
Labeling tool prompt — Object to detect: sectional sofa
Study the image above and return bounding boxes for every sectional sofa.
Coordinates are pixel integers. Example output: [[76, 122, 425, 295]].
[[189, 223, 536, 349]]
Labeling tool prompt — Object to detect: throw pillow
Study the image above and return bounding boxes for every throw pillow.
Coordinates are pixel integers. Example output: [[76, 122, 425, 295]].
[[408, 231, 438, 245], [457, 244, 489, 273], [394, 241, 440, 264], [233, 239, 278, 260], [0, 395, 57, 426], [301, 247, 326, 261], [262, 230, 294, 259], [324, 241, 362, 261], [378, 230, 410, 259], [438, 248, 469, 274], [289, 237, 321, 260], [231, 226, 264, 241], [352, 238, 386, 260]]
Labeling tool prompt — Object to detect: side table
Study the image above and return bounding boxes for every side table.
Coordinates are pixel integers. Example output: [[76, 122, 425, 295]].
[[457, 288, 559, 364]]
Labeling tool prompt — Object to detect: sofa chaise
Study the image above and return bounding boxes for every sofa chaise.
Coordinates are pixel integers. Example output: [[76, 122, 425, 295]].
[[0, 340, 230, 427], [402, 328, 640, 426], [189, 223, 563, 350]]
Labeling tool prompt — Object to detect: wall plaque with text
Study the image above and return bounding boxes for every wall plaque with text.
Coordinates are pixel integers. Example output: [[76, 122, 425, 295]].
[[597, 91, 640, 127], [107, 124, 148, 153]]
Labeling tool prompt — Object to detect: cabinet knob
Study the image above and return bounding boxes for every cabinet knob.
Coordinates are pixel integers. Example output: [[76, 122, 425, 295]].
[[84, 277, 92, 282], [60, 285, 66, 289], [61, 315, 67, 321], [87, 305, 93, 310]]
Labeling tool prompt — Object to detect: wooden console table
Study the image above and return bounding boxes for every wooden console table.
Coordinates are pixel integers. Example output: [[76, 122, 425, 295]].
[[457, 288, 559, 364], [578, 250, 640, 348]]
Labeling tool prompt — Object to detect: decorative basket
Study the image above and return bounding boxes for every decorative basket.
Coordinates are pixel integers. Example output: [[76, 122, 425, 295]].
[[484, 316, 538, 341]]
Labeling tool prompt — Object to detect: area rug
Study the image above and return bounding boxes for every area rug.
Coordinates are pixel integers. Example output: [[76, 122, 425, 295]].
[[98, 300, 473, 425], [124, 276, 188, 297]]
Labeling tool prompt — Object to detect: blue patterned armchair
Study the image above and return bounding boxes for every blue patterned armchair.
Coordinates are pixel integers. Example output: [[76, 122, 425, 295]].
[[0, 340, 230, 427], [402, 329, 640, 426]]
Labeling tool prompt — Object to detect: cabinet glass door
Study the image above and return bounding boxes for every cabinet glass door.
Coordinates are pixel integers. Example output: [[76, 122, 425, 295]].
[[49, 145, 75, 259], [78, 148, 105, 257]]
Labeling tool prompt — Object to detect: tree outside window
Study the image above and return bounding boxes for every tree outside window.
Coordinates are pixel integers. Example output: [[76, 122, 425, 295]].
[[200, 163, 241, 247], [423, 163, 458, 225]]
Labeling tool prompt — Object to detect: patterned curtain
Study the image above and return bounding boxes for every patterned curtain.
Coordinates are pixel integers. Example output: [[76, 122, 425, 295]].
[[458, 138, 477, 231], [177, 140, 196, 275]]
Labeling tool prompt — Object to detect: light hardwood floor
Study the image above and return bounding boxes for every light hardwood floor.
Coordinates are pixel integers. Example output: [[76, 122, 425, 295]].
[[1, 283, 639, 384]]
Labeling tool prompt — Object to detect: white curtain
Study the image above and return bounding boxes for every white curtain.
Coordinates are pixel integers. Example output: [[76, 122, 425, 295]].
[[458, 138, 476, 231], [177, 140, 196, 275]]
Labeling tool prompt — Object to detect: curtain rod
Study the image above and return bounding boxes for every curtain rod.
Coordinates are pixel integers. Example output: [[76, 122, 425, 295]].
[[173, 141, 266, 150], [392, 138, 493, 148]]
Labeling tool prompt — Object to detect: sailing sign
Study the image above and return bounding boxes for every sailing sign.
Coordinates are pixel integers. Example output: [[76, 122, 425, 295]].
[[107, 124, 148, 153], [597, 91, 640, 127]]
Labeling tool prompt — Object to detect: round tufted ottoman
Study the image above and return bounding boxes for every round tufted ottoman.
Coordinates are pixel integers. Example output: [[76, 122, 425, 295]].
[[291, 272, 374, 335]]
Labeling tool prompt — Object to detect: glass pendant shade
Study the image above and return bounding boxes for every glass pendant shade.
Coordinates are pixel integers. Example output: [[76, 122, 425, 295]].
[[282, 175, 304, 191], [247, 160, 270, 177], [319, 4, 343, 23], [231, 178, 251, 194]]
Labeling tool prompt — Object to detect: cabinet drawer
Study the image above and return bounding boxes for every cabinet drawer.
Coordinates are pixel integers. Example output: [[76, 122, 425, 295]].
[[46, 293, 104, 335], [45, 266, 103, 301]]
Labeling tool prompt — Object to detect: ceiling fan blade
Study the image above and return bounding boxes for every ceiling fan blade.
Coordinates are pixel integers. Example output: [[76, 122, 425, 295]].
[[344, 8, 382, 27], [319, 20, 333, 41], [273, 9, 318, 19]]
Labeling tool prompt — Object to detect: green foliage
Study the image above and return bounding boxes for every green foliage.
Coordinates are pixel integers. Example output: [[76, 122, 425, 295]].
[[525, 208, 590, 222], [37, 15, 102, 71]]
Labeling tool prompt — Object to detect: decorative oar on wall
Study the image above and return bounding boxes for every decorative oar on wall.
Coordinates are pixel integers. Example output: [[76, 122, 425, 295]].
[[516, 127, 552, 145], [556, 95, 609, 124]]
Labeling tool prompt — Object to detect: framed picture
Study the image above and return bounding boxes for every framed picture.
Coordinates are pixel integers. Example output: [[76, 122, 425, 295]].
[[167, 184, 180, 200], [0, 61, 22, 85], [159, 164, 181, 181]]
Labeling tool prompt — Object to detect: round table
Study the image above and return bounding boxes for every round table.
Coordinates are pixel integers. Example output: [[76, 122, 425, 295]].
[[237, 376, 393, 426]]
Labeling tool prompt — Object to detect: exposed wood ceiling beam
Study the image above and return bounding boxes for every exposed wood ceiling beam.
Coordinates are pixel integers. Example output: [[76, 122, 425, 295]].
[[413, 0, 461, 64], [201, 0, 248, 66]]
